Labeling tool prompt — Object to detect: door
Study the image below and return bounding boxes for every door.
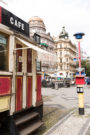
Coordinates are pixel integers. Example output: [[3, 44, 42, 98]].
[[26, 49, 32, 108], [16, 44, 23, 112]]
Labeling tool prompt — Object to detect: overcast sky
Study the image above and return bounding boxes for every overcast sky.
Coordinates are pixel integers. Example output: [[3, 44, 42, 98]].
[[1, 0, 90, 56]]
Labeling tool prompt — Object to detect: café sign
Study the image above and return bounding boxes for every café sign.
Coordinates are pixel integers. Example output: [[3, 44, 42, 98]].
[[0, 7, 29, 37]]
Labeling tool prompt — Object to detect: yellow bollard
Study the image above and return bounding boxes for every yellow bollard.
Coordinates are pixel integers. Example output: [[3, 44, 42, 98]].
[[78, 93, 84, 115]]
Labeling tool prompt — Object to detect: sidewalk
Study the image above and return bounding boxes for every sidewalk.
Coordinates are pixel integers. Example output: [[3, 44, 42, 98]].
[[44, 107, 90, 135]]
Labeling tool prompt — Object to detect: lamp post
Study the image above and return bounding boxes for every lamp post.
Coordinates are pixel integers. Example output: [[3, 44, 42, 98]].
[[73, 33, 85, 115]]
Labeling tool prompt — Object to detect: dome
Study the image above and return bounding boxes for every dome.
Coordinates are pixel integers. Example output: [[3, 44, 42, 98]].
[[28, 16, 43, 23], [59, 26, 69, 39], [28, 16, 46, 31]]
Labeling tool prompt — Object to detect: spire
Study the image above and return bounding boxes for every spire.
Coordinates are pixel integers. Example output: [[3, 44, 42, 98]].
[[59, 26, 69, 39]]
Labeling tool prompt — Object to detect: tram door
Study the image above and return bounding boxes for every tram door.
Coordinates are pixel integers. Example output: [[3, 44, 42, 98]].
[[26, 49, 32, 108], [16, 44, 23, 111]]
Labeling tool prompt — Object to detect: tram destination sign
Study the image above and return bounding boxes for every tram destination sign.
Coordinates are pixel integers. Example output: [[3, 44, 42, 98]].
[[0, 6, 29, 37]]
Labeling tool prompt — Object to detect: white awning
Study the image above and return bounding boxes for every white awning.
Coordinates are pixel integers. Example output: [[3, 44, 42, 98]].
[[15, 37, 49, 54], [15, 37, 58, 64]]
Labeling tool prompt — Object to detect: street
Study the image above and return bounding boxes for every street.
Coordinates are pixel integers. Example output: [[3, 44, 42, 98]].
[[42, 85, 90, 110]]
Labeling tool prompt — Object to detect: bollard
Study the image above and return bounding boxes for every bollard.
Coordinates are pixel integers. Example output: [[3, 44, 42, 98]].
[[76, 77, 85, 115], [78, 93, 84, 115], [55, 82, 58, 90], [77, 86, 84, 115]]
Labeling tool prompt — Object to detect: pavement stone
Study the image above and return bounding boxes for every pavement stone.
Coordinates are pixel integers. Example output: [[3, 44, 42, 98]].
[[44, 108, 90, 135]]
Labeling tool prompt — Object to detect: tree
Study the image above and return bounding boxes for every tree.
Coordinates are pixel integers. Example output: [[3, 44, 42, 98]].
[[81, 60, 90, 77], [76, 60, 90, 77]]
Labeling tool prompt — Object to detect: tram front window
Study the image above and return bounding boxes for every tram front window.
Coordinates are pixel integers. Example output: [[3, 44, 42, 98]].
[[0, 34, 8, 71]]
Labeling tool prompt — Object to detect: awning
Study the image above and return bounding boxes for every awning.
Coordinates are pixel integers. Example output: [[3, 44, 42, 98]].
[[15, 37, 49, 54], [40, 43, 48, 47], [15, 37, 58, 64]]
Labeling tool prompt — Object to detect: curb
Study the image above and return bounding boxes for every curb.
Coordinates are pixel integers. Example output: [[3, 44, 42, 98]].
[[43, 109, 76, 135]]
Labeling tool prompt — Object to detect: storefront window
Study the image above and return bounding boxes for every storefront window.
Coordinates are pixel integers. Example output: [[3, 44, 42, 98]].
[[0, 34, 8, 71]]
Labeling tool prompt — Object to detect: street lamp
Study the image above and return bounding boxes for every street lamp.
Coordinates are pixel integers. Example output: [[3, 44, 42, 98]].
[[73, 33, 85, 115], [73, 33, 85, 74]]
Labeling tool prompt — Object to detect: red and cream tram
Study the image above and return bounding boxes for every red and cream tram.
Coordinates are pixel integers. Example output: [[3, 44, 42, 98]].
[[0, 6, 47, 134]]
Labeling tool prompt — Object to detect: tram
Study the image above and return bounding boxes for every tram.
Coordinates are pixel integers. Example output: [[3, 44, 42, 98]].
[[0, 6, 47, 134]]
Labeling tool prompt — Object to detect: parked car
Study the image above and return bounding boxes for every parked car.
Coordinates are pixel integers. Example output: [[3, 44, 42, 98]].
[[42, 79, 53, 87], [63, 78, 71, 87], [42, 75, 63, 88], [42, 76, 71, 88]]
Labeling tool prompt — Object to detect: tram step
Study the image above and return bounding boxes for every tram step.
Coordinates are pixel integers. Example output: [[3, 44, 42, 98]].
[[19, 120, 43, 135], [14, 111, 44, 135], [15, 112, 39, 126]]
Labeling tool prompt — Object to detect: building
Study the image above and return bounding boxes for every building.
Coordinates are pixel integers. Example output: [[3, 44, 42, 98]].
[[54, 27, 76, 78], [28, 16, 56, 73]]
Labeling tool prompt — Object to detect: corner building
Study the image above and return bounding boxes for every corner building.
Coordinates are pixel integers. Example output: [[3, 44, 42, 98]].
[[28, 16, 55, 73], [54, 27, 76, 78]]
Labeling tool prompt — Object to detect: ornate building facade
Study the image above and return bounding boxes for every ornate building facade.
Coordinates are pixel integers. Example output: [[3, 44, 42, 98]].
[[28, 16, 56, 73], [54, 27, 76, 78]]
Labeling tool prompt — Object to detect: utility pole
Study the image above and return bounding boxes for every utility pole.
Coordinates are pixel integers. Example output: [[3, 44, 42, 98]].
[[73, 33, 85, 115]]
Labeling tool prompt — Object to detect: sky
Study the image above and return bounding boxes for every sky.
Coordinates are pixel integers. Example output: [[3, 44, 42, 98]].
[[0, 0, 90, 56]]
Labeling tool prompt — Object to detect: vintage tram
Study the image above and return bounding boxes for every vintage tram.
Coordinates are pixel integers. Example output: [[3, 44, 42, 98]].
[[0, 6, 48, 135]]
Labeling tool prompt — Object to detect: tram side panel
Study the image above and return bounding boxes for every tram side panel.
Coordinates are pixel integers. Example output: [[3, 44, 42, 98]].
[[0, 76, 11, 112], [16, 76, 23, 112], [37, 74, 42, 103], [27, 76, 32, 108], [36, 74, 43, 118]]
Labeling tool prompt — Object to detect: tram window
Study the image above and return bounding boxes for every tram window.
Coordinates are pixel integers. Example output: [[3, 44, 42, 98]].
[[36, 60, 41, 72], [27, 49, 32, 73], [0, 34, 8, 71], [16, 44, 22, 72]]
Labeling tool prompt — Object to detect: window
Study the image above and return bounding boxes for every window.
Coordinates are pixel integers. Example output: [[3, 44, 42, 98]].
[[67, 65, 69, 70], [57, 44, 60, 48], [60, 58, 62, 63], [60, 51, 62, 56], [16, 44, 22, 72], [27, 49, 32, 73], [0, 34, 8, 71], [60, 44, 62, 48], [33, 33, 40, 44], [36, 60, 41, 72]]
